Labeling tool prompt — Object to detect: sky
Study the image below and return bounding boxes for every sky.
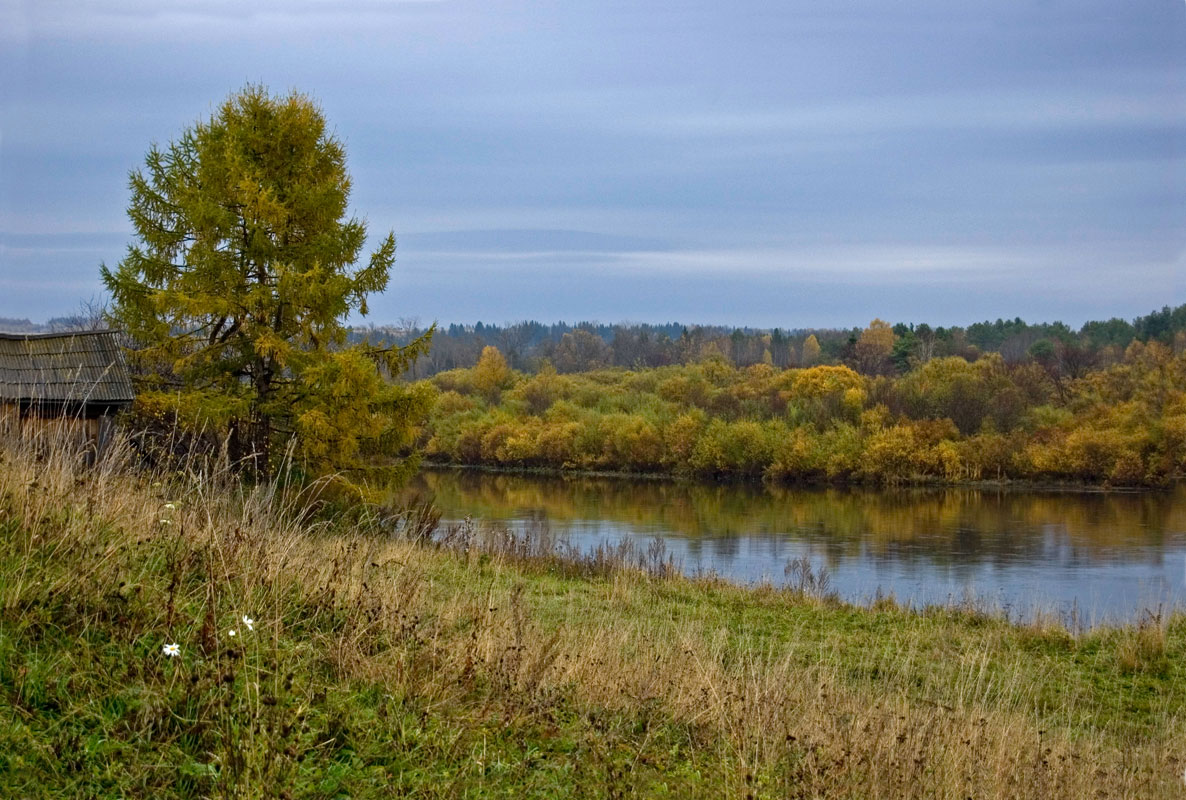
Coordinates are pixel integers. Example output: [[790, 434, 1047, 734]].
[[1, 0, 1184, 330]]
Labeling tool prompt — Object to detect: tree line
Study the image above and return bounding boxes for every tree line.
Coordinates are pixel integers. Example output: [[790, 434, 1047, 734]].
[[357, 304, 1186, 381]]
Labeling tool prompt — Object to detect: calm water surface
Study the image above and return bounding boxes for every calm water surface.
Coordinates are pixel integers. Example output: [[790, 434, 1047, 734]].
[[408, 469, 1186, 626]]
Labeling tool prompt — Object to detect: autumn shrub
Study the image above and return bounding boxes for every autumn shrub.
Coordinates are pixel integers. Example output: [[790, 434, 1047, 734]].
[[1062, 428, 1136, 481], [472, 345, 515, 403], [862, 426, 919, 483], [418, 348, 1186, 485], [769, 426, 828, 480], [512, 379, 553, 416], [623, 369, 661, 395], [571, 418, 611, 469], [689, 419, 777, 477], [479, 421, 518, 463], [706, 388, 744, 419], [782, 364, 867, 428], [698, 355, 737, 386], [820, 423, 865, 479], [431, 367, 476, 395], [1151, 413, 1186, 476], [593, 414, 661, 471], [456, 417, 493, 463], [657, 373, 711, 408], [958, 430, 1022, 481], [535, 421, 582, 466], [434, 389, 477, 415], [663, 411, 706, 469], [929, 439, 964, 480], [493, 419, 546, 464]]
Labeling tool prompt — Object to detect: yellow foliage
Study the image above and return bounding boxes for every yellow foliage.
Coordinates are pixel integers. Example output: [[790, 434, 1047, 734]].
[[931, 440, 964, 481], [664, 412, 706, 466], [415, 346, 1186, 487], [480, 423, 516, 462], [801, 334, 821, 365], [842, 387, 867, 418], [784, 365, 866, 427], [860, 404, 892, 433], [601, 415, 664, 471], [473, 346, 513, 402], [862, 426, 917, 483], [770, 427, 826, 479], [536, 421, 582, 465], [434, 390, 476, 415], [853, 318, 896, 374]]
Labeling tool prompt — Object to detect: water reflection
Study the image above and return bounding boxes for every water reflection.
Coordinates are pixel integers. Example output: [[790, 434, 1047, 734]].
[[406, 469, 1186, 625]]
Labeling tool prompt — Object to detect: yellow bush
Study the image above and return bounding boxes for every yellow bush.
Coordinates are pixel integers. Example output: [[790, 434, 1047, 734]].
[[931, 440, 963, 481], [431, 368, 476, 396], [689, 419, 773, 476], [601, 415, 664, 471], [769, 426, 826, 479], [821, 424, 864, 479], [782, 365, 866, 427], [536, 421, 582, 466], [862, 426, 917, 483], [434, 390, 477, 415], [473, 346, 514, 402], [660, 411, 701, 464]]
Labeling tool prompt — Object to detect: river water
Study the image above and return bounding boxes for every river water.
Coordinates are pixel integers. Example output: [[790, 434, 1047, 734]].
[[407, 469, 1186, 626]]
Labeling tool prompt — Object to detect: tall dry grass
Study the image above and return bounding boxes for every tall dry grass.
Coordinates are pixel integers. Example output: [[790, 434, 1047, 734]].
[[1, 425, 1183, 797]]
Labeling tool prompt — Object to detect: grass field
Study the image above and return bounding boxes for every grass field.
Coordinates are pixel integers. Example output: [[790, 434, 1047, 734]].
[[1, 436, 1184, 798]]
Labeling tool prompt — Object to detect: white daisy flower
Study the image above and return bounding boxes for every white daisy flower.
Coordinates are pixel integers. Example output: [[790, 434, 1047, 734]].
[[162, 643, 180, 657]]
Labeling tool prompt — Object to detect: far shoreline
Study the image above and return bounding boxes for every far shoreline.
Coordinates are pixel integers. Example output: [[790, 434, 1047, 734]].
[[416, 458, 1171, 495]]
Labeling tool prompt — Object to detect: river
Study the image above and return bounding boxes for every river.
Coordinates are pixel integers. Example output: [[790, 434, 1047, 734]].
[[406, 468, 1186, 627]]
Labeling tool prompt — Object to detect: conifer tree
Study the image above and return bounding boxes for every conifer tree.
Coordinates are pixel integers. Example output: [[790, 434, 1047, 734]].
[[102, 86, 432, 480], [801, 334, 822, 366]]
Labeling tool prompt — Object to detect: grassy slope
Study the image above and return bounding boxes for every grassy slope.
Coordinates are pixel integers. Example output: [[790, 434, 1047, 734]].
[[1, 440, 1184, 798]]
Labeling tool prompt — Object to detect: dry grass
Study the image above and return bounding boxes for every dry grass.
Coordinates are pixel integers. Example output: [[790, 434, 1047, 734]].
[[1, 427, 1184, 797]]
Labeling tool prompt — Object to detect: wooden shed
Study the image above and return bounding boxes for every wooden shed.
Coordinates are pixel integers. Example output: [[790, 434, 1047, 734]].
[[0, 330, 135, 455]]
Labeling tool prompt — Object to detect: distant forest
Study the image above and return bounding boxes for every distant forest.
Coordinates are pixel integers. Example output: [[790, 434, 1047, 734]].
[[6, 302, 1184, 380], [4, 303, 1181, 384], [349, 303, 1186, 379]]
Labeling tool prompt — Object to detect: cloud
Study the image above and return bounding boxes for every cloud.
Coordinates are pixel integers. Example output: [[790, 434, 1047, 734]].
[[401, 229, 669, 254], [1, 1, 1182, 326], [656, 92, 1186, 140], [0, 0, 456, 44]]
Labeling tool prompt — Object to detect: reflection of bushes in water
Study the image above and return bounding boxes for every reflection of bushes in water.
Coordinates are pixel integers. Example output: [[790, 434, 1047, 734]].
[[432, 516, 680, 581], [411, 469, 1186, 562]]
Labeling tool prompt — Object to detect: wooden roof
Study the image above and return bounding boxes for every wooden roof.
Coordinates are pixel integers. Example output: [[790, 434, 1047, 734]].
[[0, 330, 135, 406]]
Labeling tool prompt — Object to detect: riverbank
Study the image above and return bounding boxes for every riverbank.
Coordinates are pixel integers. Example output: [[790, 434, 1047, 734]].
[[2, 442, 1184, 797], [421, 457, 1169, 493]]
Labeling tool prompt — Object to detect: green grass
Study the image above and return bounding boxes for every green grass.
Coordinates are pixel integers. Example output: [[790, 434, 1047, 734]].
[[1, 439, 1184, 797]]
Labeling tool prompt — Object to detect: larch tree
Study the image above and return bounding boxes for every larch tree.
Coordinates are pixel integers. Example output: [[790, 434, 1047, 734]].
[[472, 345, 512, 403], [102, 85, 432, 481], [801, 334, 822, 366]]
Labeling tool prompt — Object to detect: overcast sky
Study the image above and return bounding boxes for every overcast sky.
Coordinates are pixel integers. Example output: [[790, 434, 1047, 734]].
[[1, 1, 1184, 329]]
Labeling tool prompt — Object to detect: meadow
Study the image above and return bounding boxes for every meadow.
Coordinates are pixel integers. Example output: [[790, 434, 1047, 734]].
[[1, 434, 1184, 797]]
